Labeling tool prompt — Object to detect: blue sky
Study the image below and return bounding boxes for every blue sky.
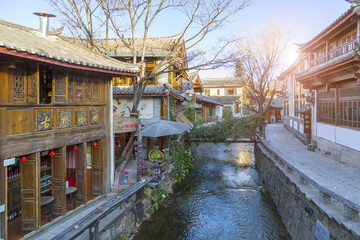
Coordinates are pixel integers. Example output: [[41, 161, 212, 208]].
[[0, 0, 351, 78]]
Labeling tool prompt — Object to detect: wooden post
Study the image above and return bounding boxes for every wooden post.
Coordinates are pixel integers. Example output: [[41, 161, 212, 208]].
[[76, 143, 87, 204], [0, 160, 5, 239], [136, 188, 145, 221], [21, 152, 40, 231], [52, 147, 66, 216]]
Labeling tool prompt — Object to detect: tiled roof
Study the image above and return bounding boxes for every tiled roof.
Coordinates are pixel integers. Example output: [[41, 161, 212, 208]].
[[206, 96, 240, 105], [113, 84, 190, 101], [195, 94, 223, 105], [0, 20, 139, 74], [270, 98, 283, 109], [203, 77, 245, 87], [182, 71, 199, 91], [93, 33, 184, 57]]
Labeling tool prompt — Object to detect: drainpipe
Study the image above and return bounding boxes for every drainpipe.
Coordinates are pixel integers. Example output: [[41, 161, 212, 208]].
[[33, 12, 56, 37], [110, 83, 115, 186]]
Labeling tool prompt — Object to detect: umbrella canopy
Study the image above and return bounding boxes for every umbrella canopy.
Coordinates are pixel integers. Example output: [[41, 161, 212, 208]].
[[141, 120, 191, 137]]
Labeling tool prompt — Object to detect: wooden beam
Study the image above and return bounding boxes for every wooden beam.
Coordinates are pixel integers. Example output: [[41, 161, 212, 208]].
[[0, 62, 15, 68]]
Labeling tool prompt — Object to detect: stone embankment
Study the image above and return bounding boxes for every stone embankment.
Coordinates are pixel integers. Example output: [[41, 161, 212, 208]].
[[255, 124, 360, 240]]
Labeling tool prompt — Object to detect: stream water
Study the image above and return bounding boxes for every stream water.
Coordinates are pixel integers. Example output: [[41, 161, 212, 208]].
[[133, 143, 290, 240]]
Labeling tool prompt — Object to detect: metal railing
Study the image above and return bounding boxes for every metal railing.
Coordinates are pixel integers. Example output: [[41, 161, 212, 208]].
[[52, 176, 155, 240]]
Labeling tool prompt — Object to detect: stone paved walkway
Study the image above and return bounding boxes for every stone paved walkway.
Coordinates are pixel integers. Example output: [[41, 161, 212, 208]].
[[264, 123, 360, 212]]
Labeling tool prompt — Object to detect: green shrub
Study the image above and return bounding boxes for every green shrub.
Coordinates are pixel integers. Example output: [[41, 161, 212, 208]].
[[190, 115, 259, 143]]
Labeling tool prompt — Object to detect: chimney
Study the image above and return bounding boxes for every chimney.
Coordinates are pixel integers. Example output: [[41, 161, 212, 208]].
[[33, 12, 56, 37]]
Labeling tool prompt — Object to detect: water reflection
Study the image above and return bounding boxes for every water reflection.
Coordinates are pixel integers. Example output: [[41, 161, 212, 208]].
[[133, 143, 290, 240]]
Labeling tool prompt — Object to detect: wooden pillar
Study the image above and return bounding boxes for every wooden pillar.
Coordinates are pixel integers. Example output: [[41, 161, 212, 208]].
[[335, 85, 339, 126], [76, 143, 87, 204], [21, 153, 40, 231], [52, 147, 66, 216], [0, 160, 5, 239]]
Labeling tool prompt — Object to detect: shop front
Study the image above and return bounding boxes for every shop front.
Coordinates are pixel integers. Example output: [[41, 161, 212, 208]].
[[0, 18, 138, 239]]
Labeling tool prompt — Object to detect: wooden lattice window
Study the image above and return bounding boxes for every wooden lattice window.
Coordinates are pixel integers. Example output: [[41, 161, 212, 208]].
[[85, 79, 91, 103], [54, 73, 66, 103], [319, 101, 335, 124], [340, 101, 360, 128], [68, 76, 74, 103], [13, 69, 26, 103], [28, 71, 37, 104], [75, 77, 83, 103], [92, 80, 99, 103]]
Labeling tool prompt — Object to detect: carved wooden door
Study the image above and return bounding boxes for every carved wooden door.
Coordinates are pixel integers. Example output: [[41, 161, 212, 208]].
[[76, 143, 87, 203], [52, 147, 66, 215], [21, 153, 40, 231], [92, 140, 103, 195]]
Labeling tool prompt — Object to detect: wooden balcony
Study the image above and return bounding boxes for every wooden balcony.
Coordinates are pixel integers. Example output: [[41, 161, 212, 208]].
[[309, 38, 359, 69]]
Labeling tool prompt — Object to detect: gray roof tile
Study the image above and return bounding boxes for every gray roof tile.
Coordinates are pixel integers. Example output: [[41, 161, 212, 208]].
[[0, 20, 139, 73]]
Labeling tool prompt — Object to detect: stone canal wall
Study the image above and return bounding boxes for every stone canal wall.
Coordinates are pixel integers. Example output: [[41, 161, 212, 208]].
[[255, 138, 359, 240]]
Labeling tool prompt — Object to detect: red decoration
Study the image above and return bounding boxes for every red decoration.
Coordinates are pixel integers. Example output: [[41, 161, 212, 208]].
[[21, 155, 27, 170], [93, 141, 98, 152], [74, 144, 78, 157], [49, 149, 55, 163]]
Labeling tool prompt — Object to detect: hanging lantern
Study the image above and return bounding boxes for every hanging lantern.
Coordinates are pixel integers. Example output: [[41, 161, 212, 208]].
[[74, 144, 78, 157], [93, 141, 98, 152], [21, 155, 27, 170], [49, 149, 55, 163]]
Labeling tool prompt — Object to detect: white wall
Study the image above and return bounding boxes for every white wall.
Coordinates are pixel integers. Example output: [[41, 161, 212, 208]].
[[316, 123, 360, 151]]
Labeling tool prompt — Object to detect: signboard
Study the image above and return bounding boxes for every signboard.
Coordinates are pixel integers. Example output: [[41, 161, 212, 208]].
[[118, 171, 130, 194], [59, 111, 72, 128], [38, 111, 53, 130], [4, 158, 16, 167], [134, 140, 144, 175], [304, 104, 311, 134], [113, 115, 138, 133], [314, 220, 330, 240], [77, 110, 87, 126]]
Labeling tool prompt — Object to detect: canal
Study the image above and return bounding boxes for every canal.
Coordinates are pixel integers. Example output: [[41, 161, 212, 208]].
[[133, 143, 290, 240]]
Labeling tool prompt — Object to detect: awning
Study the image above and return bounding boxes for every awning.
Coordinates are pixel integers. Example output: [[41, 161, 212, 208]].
[[176, 112, 193, 128]]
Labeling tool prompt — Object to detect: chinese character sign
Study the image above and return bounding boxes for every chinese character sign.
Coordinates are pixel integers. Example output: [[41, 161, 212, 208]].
[[304, 104, 311, 134], [77, 110, 87, 126], [38, 111, 53, 131], [91, 110, 100, 125], [59, 111, 72, 128]]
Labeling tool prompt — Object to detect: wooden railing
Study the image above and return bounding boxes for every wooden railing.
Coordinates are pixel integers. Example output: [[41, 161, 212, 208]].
[[309, 38, 359, 68]]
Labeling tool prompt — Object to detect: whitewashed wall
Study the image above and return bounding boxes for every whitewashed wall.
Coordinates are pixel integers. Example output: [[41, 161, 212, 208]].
[[316, 123, 360, 151]]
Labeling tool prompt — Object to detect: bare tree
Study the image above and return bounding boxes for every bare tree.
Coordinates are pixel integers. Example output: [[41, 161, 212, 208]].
[[237, 26, 288, 134], [49, 0, 249, 163]]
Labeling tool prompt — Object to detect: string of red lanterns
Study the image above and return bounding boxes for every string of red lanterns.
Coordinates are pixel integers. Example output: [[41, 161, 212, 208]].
[[21, 154, 27, 170], [49, 149, 55, 163]]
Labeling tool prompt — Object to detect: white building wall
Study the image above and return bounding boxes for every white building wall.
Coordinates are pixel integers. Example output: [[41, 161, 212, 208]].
[[316, 123, 360, 151]]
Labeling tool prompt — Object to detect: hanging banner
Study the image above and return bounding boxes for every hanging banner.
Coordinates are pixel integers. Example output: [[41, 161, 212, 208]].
[[113, 115, 138, 133], [304, 104, 311, 134]]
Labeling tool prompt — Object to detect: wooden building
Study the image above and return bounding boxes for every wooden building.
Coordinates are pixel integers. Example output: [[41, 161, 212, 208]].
[[0, 19, 138, 239], [195, 94, 222, 123], [281, 7, 360, 167], [202, 77, 245, 118]]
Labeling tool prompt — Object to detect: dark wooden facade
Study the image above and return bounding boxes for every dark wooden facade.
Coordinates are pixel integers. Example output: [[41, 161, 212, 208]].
[[0, 51, 137, 240]]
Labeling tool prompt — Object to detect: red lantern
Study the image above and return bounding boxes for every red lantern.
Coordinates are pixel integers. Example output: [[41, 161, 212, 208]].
[[93, 141, 98, 152], [49, 149, 55, 163], [21, 155, 27, 170], [74, 144, 78, 157]]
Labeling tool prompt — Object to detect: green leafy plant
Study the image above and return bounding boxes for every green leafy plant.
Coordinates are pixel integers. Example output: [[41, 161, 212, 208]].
[[150, 150, 161, 159], [148, 188, 169, 214], [190, 115, 259, 143], [168, 138, 194, 183]]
